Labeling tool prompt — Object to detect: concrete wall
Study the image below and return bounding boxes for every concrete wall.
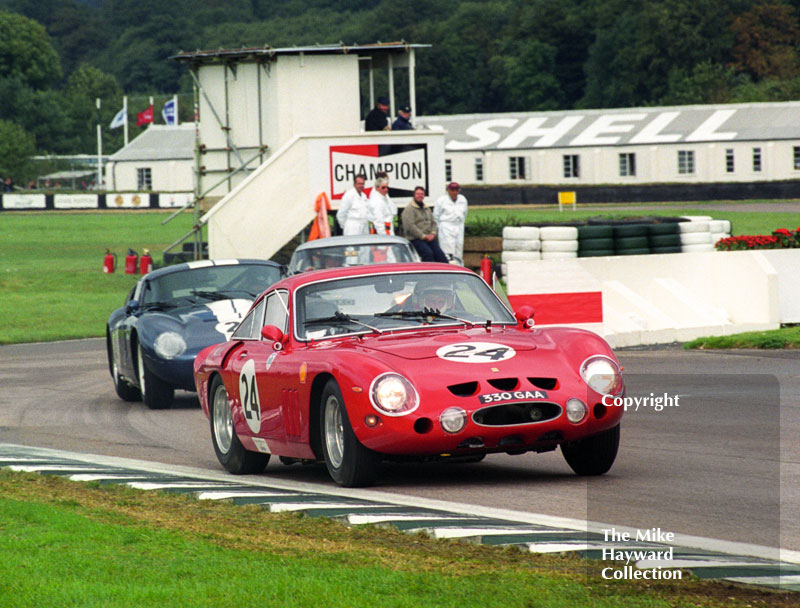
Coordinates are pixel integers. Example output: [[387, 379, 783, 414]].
[[505, 250, 793, 347], [106, 159, 194, 192]]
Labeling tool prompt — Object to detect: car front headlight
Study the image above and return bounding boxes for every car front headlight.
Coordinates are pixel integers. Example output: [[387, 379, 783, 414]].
[[370, 373, 419, 416], [154, 331, 187, 359], [580, 355, 623, 396]]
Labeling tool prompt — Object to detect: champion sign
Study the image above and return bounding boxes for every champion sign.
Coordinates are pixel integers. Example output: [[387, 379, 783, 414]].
[[329, 144, 428, 199]]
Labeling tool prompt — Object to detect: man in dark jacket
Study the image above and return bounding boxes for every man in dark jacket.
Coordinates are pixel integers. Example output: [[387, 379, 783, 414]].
[[365, 97, 390, 131], [401, 186, 448, 263], [391, 105, 413, 130]]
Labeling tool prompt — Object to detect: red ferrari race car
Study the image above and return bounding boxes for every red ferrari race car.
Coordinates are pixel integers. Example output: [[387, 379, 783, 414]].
[[194, 263, 624, 487]]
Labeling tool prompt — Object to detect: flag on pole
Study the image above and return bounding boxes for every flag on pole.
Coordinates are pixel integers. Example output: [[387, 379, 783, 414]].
[[137, 105, 154, 126], [162, 98, 177, 125], [110, 108, 126, 129]]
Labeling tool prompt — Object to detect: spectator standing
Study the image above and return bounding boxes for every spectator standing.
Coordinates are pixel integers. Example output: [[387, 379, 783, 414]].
[[336, 174, 370, 235], [434, 182, 468, 264], [4, 177, 14, 192], [368, 176, 396, 235], [365, 96, 391, 131], [391, 105, 413, 130], [401, 187, 448, 263]]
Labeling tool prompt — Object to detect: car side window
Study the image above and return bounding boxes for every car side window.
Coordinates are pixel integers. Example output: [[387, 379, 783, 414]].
[[264, 290, 289, 333], [232, 298, 266, 340]]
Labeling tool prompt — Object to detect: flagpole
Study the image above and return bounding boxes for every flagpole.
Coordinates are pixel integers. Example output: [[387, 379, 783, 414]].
[[174, 94, 178, 124], [96, 98, 103, 188], [123, 95, 128, 146]]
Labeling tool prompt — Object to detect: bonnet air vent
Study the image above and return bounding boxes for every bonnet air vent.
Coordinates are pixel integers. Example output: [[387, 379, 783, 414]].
[[528, 377, 558, 390], [447, 381, 478, 397], [487, 377, 519, 391]]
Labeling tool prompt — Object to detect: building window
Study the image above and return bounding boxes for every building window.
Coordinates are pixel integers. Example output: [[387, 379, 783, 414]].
[[509, 156, 527, 180], [753, 147, 762, 172], [474, 157, 484, 182], [445, 159, 452, 183], [677, 150, 694, 175], [794, 146, 800, 170], [137, 168, 152, 190], [619, 153, 636, 177], [563, 154, 579, 178], [725, 149, 734, 173]]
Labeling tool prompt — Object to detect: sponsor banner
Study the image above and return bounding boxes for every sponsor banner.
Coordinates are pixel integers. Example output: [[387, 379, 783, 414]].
[[329, 143, 428, 199], [54, 194, 99, 209], [106, 193, 151, 209], [508, 292, 603, 324], [1, 193, 46, 210], [158, 192, 193, 208]]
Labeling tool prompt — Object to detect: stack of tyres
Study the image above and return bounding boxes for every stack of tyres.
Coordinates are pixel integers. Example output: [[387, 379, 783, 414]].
[[501, 226, 541, 277], [678, 218, 714, 252], [539, 226, 579, 259], [648, 222, 682, 254], [709, 219, 732, 247], [613, 224, 650, 256], [577, 224, 614, 257]]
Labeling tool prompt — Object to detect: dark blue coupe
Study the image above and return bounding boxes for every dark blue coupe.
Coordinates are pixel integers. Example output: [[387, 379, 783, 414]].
[[106, 259, 284, 409]]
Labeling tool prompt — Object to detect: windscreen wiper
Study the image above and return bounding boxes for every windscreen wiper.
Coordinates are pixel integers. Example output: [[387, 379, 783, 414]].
[[304, 310, 383, 334], [375, 307, 475, 327]]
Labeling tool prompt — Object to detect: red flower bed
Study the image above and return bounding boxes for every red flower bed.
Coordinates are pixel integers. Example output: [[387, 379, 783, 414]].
[[715, 228, 800, 251]]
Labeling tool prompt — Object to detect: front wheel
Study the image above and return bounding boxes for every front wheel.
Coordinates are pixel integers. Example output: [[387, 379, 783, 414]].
[[561, 424, 620, 476], [209, 375, 269, 474], [320, 379, 379, 487], [137, 343, 174, 410]]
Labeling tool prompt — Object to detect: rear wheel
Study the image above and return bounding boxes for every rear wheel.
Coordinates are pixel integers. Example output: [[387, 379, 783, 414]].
[[107, 332, 140, 401], [137, 343, 174, 409], [320, 379, 379, 487], [209, 375, 269, 474], [561, 424, 620, 476]]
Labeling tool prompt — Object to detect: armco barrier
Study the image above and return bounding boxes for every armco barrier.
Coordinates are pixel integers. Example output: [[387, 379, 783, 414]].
[[0, 192, 193, 211], [505, 250, 793, 348]]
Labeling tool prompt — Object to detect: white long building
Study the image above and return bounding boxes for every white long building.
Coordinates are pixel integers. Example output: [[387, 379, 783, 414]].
[[416, 102, 800, 187]]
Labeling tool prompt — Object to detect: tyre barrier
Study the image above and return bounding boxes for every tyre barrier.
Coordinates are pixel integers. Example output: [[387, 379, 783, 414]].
[[541, 239, 579, 253], [650, 245, 683, 254], [615, 236, 650, 250], [612, 224, 649, 238], [502, 250, 542, 263], [578, 237, 615, 251], [577, 225, 614, 239], [503, 238, 541, 252], [678, 221, 711, 233], [682, 243, 715, 252], [541, 250, 578, 259], [616, 248, 652, 256], [539, 226, 579, 240], [502, 226, 540, 240], [578, 249, 616, 257], [680, 232, 712, 245], [647, 222, 680, 235], [648, 234, 682, 248]]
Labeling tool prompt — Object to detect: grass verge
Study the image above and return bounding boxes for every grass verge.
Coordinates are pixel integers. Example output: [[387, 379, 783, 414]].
[[683, 325, 800, 350], [0, 469, 794, 607]]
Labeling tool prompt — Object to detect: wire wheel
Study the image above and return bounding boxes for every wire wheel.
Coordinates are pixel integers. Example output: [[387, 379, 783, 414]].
[[213, 382, 234, 455]]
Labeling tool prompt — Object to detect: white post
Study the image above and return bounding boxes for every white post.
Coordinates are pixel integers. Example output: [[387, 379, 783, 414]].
[[173, 94, 178, 124], [123, 95, 128, 146], [388, 54, 395, 119], [96, 98, 102, 188], [408, 48, 416, 121]]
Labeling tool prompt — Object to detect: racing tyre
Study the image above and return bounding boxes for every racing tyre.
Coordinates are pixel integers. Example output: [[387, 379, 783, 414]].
[[561, 424, 620, 476], [209, 375, 269, 474], [137, 343, 174, 409], [107, 333, 140, 401], [320, 379, 379, 487]]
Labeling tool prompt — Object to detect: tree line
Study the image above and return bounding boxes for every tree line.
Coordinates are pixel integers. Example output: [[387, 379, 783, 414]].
[[2, 0, 800, 183]]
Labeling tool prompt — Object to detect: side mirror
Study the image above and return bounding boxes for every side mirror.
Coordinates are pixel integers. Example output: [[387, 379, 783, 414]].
[[125, 300, 140, 315], [515, 305, 535, 328], [260, 325, 287, 350]]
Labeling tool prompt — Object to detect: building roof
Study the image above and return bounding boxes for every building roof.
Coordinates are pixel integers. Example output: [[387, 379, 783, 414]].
[[108, 124, 194, 162], [172, 42, 430, 65], [415, 101, 800, 151]]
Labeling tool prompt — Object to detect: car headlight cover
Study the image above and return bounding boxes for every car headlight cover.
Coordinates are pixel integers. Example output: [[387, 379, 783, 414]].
[[370, 373, 419, 416], [154, 331, 187, 359], [580, 355, 623, 396], [440, 407, 467, 433], [566, 398, 587, 424]]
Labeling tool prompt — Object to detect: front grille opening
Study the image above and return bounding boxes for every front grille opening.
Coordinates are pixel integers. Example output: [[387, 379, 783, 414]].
[[414, 418, 433, 434], [487, 377, 518, 391], [537, 430, 563, 442], [448, 381, 478, 397], [457, 437, 485, 449], [593, 402, 607, 419], [473, 402, 561, 426], [528, 377, 558, 390], [498, 434, 524, 447]]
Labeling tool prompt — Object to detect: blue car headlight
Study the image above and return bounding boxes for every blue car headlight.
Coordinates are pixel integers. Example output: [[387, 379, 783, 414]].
[[154, 331, 187, 359]]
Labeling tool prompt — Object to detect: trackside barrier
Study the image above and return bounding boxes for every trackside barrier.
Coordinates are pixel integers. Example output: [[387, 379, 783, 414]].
[[504, 250, 795, 348], [557, 191, 576, 212]]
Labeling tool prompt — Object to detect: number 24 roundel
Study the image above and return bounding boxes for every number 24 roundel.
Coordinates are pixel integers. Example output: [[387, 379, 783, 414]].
[[435, 342, 516, 363]]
